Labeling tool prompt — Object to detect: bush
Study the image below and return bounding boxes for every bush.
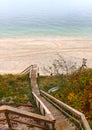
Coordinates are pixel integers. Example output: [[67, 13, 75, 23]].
[[39, 68, 92, 128]]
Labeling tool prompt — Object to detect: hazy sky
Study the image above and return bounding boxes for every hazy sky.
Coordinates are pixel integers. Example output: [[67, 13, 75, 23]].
[[0, 0, 92, 18]]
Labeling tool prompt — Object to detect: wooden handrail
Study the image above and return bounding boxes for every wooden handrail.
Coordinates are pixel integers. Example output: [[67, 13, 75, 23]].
[[0, 105, 54, 122], [40, 90, 91, 130], [32, 92, 51, 115], [20, 65, 33, 74], [30, 65, 55, 129], [32, 92, 55, 121], [0, 105, 55, 130]]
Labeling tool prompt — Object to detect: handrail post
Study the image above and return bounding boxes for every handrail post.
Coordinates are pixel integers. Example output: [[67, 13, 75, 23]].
[[52, 120, 56, 130], [46, 119, 56, 130], [5, 111, 12, 130]]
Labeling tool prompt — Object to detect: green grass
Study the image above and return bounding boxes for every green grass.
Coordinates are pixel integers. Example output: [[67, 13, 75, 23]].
[[0, 74, 31, 104], [0, 73, 41, 115]]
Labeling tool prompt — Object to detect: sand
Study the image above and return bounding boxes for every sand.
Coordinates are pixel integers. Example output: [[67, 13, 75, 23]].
[[0, 37, 92, 74]]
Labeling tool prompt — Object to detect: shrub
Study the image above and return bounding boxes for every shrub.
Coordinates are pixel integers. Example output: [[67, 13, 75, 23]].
[[39, 68, 92, 127]]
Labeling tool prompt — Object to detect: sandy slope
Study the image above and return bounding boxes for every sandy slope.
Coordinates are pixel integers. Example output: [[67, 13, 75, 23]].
[[0, 37, 92, 74]]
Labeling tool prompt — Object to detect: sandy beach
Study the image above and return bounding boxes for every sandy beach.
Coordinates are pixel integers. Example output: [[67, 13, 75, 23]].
[[0, 37, 92, 74]]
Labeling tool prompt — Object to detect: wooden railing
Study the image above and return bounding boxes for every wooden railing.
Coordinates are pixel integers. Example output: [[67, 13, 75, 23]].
[[32, 92, 55, 130], [40, 90, 91, 130], [0, 105, 56, 130], [20, 65, 33, 74], [30, 65, 55, 130]]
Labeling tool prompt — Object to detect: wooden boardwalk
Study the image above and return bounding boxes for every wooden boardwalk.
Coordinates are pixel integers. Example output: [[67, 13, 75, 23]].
[[0, 64, 90, 130], [30, 65, 76, 130]]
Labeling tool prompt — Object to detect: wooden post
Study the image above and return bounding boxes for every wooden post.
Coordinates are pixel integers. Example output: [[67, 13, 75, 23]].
[[5, 111, 12, 130], [38, 101, 40, 109], [51, 120, 56, 130]]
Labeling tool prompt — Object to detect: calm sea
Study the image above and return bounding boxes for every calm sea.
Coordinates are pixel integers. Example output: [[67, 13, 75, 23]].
[[0, 14, 92, 38]]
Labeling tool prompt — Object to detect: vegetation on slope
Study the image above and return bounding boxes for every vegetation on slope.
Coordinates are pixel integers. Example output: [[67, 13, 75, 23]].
[[39, 68, 92, 128], [0, 74, 31, 104]]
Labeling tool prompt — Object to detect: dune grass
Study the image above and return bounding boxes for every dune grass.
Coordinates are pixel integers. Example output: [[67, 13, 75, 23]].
[[0, 74, 31, 104]]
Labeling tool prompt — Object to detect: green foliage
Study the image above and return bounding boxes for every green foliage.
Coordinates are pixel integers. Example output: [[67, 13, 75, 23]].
[[0, 74, 31, 104], [39, 68, 92, 128]]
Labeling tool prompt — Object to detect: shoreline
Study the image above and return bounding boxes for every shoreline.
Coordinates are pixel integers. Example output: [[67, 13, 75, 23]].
[[1, 36, 92, 40]]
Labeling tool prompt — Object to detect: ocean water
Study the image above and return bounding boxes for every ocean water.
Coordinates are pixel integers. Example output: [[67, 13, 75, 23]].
[[0, 14, 92, 38]]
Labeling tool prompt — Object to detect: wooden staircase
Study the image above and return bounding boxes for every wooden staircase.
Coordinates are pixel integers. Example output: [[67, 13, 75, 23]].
[[0, 65, 91, 130]]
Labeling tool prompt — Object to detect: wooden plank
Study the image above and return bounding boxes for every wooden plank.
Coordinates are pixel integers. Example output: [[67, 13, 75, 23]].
[[0, 102, 32, 107], [0, 105, 7, 113], [11, 119, 52, 130], [0, 118, 6, 122]]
